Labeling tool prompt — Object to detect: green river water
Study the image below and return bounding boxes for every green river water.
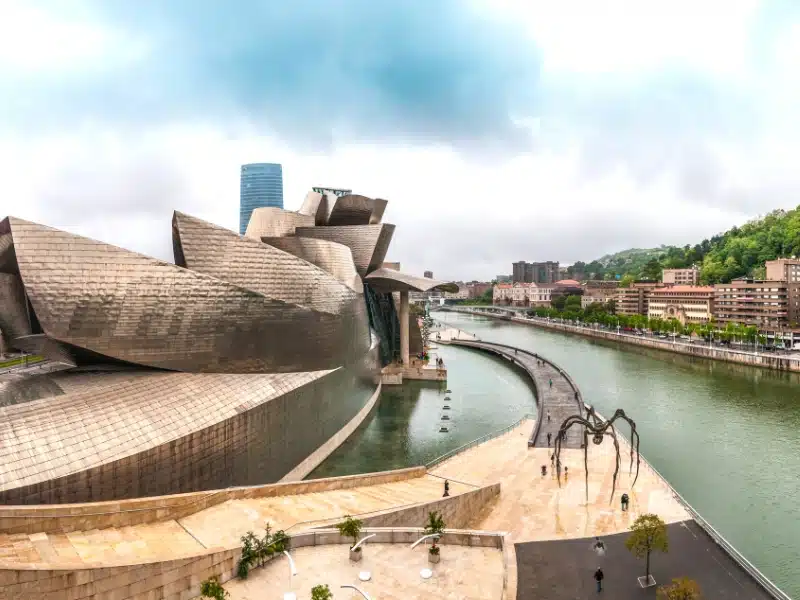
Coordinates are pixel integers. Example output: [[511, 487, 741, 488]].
[[313, 312, 800, 597]]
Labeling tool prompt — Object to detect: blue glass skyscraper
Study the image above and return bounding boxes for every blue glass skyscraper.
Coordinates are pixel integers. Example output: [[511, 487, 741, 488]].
[[239, 163, 284, 234]]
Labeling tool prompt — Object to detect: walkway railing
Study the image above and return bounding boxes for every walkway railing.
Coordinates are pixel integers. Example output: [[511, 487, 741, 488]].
[[586, 404, 792, 600], [425, 413, 535, 470]]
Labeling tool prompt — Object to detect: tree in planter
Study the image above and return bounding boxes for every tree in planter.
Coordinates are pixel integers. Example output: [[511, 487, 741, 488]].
[[336, 515, 364, 560], [657, 578, 703, 600], [424, 511, 446, 561], [311, 584, 333, 600], [625, 513, 669, 587], [200, 576, 229, 600]]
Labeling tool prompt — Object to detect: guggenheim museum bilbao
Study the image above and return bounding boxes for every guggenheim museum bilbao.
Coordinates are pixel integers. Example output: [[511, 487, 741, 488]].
[[0, 192, 454, 505]]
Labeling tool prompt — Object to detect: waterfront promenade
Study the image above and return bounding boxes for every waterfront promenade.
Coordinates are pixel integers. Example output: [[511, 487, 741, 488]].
[[442, 305, 800, 373]]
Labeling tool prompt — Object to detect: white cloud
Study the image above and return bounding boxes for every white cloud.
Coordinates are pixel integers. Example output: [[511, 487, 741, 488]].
[[498, 0, 761, 78], [0, 0, 147, 74]]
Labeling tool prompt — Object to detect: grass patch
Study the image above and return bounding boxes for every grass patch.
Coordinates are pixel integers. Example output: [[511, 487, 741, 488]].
[[0, 355, 44, 369]]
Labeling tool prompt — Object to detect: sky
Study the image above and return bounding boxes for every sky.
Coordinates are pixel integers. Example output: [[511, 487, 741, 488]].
[[1, 0, 800, 281]]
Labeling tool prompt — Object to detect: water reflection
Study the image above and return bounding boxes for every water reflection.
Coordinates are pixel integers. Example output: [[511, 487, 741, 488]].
[[309, 344, 537, 478]]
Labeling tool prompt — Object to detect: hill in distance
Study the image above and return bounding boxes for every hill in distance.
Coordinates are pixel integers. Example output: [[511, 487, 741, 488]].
[[569, 207, 800, 284]]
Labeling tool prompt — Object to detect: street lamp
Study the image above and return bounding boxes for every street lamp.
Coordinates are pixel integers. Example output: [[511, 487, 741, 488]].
[[282, 551, 298, 600], [341, 585, 373, 600]]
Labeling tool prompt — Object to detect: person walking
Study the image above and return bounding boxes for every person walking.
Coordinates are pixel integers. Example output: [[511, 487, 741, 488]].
[[594, 567, 604, 592], [549, 378, 553, 389], [547, 432, 552, 446], [621, 493, 629, 512], [547, 411, 551, 422], [564, 465, 569, 480], [541, 465, 547, 477]]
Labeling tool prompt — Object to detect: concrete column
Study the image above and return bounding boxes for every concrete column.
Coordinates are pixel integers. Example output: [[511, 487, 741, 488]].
[[400, 290, 410, 366]]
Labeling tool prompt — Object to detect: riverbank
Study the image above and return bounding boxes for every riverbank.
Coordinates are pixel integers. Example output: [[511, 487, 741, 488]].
[[442, 306, 800, 373]]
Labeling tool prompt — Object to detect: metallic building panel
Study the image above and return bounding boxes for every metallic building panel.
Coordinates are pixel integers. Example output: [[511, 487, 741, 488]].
[[327, 195, 388, 226], [7, 217, 370, 373], [0, 368, 377, 503], [298, 191, 335, 226], [364, 268, 459, 293], [295, 224, 395, 277], [244, 207, 314, 239], [0, 224, 19, 274], [173, 211, 366, 314], [0, 273, 30, 347], [261, 236, 363, 292], [11, 334, 76, 367]]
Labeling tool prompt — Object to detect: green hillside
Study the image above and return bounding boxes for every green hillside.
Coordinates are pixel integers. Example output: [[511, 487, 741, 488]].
[[569, 208, 800, 284]]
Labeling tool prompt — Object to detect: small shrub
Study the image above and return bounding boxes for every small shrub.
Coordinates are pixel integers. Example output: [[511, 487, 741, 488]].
[[237, 523, 291, 578], [424, 511, 446, 552], [657, 578, 703, 600], [311, 584, 333, 600], [200, 576, 229, 600], [336, 515, 363, 549]]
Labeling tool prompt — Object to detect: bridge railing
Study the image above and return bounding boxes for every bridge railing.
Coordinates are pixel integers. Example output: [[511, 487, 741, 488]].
[[585, 405, 792, 600], [425, 413, 535, 470]]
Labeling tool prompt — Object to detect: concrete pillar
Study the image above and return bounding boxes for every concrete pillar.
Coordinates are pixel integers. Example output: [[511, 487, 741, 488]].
[[400, 290, 410, 366]]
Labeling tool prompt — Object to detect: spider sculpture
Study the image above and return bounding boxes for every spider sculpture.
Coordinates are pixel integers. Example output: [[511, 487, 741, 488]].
[[552, 407, 641, 504]]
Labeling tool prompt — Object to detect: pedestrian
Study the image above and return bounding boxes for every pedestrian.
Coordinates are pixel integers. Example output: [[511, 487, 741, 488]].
[[547, 411, 551, 422], [547, 432, 552, 446], [550, 453, 555, 466], [594, 567, 604, 592], [541, 464, 547, 477], [443, 480, 450, 497], [621, 493, 629, 512], [564, 465, 569, 480], [549, 378, 553, 389]]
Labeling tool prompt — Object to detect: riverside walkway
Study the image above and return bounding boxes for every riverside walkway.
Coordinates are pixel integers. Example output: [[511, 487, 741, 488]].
[[447, 339, 584, 449]]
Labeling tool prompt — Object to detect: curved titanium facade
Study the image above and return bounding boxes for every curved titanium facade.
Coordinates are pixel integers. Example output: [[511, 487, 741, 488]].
[[261, 236, 363, 292], [0, 190, 451, 504], [295, 224, 395, 277], [243, 207, 314, 239], [239, 162, 283, 235], [174, 211, 368, 315], [327, 194, 388, 226], [364, 267, 459, 293], [0, 273, 30, 348], [6, 217, 370, 373], [0, 367, 376, 504]]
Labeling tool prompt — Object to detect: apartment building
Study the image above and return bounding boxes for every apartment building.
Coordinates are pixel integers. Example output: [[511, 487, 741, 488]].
[[493, 283, 513, 305], [467, 282, 492, 299], [616, 281, 660, 316], [714, 280, 800, 329], [647, 286, 715, 324], [512, 261, 560, 284], [765, 258, 800, 283], [493, 282, 552, 306], [581, 282, 618, 308], [662, 267, 699, 286]]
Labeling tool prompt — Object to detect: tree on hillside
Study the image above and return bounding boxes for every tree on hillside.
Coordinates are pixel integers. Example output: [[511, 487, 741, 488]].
[[626, 513, 669, 586], [619, 274, 635, 288]]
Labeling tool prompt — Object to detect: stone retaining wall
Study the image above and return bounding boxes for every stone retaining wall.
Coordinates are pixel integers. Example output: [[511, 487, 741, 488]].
[[0, 527, 506, 600], [0, 467, 426, 535], [359, 482, 500, 530]]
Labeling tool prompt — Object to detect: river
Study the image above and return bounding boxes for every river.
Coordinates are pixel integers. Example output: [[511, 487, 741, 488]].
[[315, 312, 800, 597]]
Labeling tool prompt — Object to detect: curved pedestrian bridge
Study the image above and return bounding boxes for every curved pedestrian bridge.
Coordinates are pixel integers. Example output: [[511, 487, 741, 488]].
[[446, 339, 584, 449]]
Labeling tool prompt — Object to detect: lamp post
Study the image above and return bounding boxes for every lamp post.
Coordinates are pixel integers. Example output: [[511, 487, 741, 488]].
[[282, 551, 297, 600]]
